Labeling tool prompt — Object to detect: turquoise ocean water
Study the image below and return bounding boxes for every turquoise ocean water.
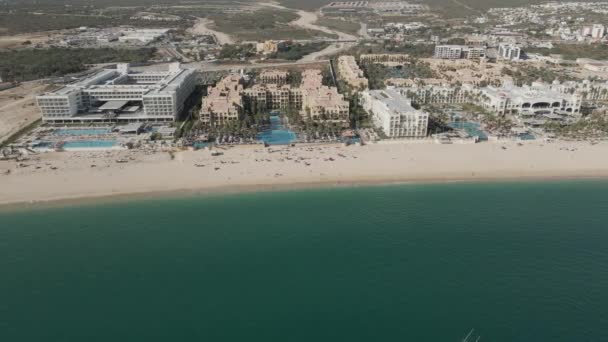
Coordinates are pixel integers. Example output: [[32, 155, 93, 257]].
[[1, 181, 608, 341]]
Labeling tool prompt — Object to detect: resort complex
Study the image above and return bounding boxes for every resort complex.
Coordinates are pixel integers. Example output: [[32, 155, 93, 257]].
[[36, 63, 197, 123], [201, 69, 349, 126], [4, 0, 608, 162], [5, 0, 608, 217]]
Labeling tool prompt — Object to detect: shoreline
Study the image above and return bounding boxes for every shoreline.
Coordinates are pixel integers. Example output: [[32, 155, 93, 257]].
[[2, 173, 608, 212], [3, 140, 608, 210]]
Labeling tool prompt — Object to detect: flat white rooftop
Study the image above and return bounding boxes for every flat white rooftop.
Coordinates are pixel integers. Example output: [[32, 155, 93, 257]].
[[368, 89, 417, 112], [99, 100, 129, 111]]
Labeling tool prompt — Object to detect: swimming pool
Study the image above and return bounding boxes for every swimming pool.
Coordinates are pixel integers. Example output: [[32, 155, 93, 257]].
[[342, 137, 361, 145], [448, 121, 488, 141], [62, 140, 118, 149], [54, 128, 112, 136], [193, 142, 212, 149], [257, 116, 296, 145]]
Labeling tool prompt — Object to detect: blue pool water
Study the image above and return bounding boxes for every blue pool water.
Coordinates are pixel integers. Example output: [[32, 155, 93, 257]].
[[342, 137, 361, 145], [193, 142, 212, 149], [54, 129, 111, 136], [257, 116, 296, 145], [448, 121, 488, 141], [62, 140, 117, 149]]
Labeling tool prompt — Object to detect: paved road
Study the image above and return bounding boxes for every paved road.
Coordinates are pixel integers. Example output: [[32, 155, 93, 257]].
[[257, 2, 359, 61], [187, 17, 235, 45], [184, 59, 331, 72], [358, 22, 371, 39], [299, 42, 356, 62]]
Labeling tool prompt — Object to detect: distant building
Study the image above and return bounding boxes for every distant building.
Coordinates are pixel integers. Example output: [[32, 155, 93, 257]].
[[336, 56, 368, 90], [360, 89, 428, 138], [117, 28, 170, 44], [434, 45, 463, 59], [370, 1, 427, 15], [582, 24, 605, 39], [434, 45, 486, 60], [359, 54, 410, 66], [498, 43, 522, 60], [321, 1, 426, 15], [130, 13, 181, 22], [321, 1, 372, 14], [256, 40, 280, 55], [592, 24, 605, 39], [36, 63, 196, 123]]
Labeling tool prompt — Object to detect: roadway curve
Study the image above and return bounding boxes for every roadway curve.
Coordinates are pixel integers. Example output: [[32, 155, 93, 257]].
[[187, 17, 235, 45], [257, 2, 358, 61]]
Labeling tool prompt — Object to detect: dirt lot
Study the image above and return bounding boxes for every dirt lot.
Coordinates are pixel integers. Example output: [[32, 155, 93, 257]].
[[0, 32, 56, 49], [0, 81, 54, 144]]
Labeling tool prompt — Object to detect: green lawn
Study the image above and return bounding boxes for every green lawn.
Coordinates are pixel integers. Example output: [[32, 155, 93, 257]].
[[315, 17, 361, 36], [527, 44, 608, 61], [0, 47, 155, 82]]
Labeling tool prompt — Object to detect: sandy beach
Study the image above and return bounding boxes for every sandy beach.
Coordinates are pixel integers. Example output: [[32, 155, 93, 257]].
[[2, 140, 608, 206]]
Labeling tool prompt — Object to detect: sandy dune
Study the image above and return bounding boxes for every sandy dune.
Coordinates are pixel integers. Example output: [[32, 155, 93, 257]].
[[0, 82, 49, 144], [2, 140, 608, 206]]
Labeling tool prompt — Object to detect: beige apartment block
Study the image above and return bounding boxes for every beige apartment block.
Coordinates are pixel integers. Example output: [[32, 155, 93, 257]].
[[300, 70, 349, 123], [385, 78, 446, 88], [359, 54, 411, 66], [201, 69, 349, 125], [337, 56, 369, 90], [200, 75, 244, 125], [256, 40, 279, 55], [259, 70, 289, 86], [244, 84, 299, 111]]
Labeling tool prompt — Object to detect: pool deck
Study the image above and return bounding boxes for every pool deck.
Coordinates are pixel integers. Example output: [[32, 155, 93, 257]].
[[257, 116, 297, 146]]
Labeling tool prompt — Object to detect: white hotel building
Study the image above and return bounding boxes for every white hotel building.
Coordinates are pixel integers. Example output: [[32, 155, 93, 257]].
[[360, 89, 428, 138], [36, 63, 197, 123], [498, 43, 522, 61], [434, 45, 486, 60], [479, 82, 582, 117]]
